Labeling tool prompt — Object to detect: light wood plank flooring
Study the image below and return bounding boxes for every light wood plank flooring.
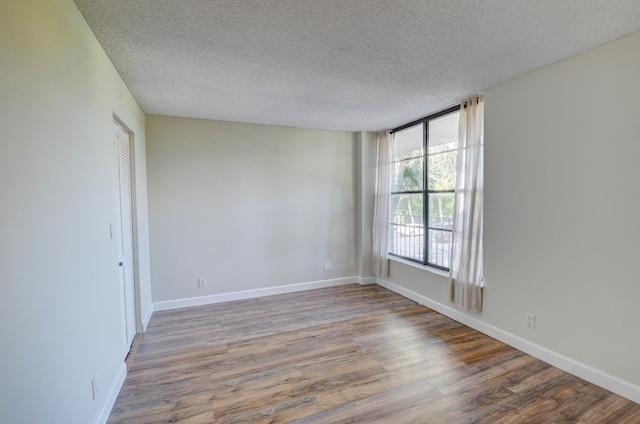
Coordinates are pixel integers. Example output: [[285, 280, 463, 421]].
[[108, 284, 640, 423]]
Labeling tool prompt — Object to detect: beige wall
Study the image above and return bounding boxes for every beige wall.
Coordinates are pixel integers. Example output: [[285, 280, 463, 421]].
[[0, 0, 151, 422], [382, 31, 640, 398], [146, 116, 356, 302]]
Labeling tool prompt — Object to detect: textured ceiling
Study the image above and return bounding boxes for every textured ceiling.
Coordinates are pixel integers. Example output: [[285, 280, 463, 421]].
[[73, 0, 640, 131]]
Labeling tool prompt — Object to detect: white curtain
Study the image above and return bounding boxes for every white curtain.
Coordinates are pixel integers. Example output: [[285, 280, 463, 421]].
[[372, 131, 392, 277], [450, 96, 484, 312]]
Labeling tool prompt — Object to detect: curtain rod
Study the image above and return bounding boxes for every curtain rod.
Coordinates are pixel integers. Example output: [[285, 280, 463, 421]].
[[462, 95, 482, 109]]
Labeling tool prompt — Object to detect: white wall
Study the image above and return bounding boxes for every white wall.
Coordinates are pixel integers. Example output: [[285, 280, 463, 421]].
[[146, 116, 356, 303], [0, 1, 152, 423], [379, 31, 640, 401]]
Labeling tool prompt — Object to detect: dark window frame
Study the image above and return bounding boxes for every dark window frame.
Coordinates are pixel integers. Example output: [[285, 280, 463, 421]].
[[389, 105, 460, 271]]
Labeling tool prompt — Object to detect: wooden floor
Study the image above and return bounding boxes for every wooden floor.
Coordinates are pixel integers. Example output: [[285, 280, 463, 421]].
[[108, 284, 640, 423]]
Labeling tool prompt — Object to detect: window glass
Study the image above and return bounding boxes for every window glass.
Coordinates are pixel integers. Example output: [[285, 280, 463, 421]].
[[389, 107, 459, 270]]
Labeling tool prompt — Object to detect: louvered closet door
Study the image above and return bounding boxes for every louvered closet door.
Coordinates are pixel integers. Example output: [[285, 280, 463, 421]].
[[113, 120, 136, 353]]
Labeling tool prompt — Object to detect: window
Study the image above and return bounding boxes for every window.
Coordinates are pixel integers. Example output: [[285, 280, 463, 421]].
[[389, 106, 460, 270]]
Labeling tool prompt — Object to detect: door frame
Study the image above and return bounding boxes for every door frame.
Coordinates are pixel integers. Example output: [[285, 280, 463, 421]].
[[113, 115, 143, 344]]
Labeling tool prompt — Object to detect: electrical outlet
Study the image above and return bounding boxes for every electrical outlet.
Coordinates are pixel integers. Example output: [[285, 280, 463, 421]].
[[525, 312, 535, 329], [323, 261, 332, 271], [198, 277, 206, 287], [349, 261, 355, 269], [91, 376, 97, 400]]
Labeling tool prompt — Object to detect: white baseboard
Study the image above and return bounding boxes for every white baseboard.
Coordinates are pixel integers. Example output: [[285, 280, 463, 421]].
[[357, 276, 377, 285], [95, 362, 127, 424], [153, 277, 358, 311], [376, 278, 640, 405]]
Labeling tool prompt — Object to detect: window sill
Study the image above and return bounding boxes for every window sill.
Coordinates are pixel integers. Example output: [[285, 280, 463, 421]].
[[388, 256, 450, 279]]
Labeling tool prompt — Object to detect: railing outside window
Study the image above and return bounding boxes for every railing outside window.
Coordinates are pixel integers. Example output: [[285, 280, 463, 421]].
[[390, 214, 452, 269]]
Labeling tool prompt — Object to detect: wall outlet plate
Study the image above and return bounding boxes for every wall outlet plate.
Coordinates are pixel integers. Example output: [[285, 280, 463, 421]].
[[198, 277, 206, 287], [525, 312, 535, 329]]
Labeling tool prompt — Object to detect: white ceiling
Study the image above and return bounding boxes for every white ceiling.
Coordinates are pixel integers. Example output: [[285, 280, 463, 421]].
[[73, 0, 640, 132]]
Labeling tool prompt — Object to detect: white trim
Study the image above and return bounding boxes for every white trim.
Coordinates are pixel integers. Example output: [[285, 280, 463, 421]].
[[572, 362, 640, 405], [141, 306, 153, 332], [357, 276, 377, 285], [153, 277, 358, 311], [95, 362, 127, 424], [376, 278, 640, 405]]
